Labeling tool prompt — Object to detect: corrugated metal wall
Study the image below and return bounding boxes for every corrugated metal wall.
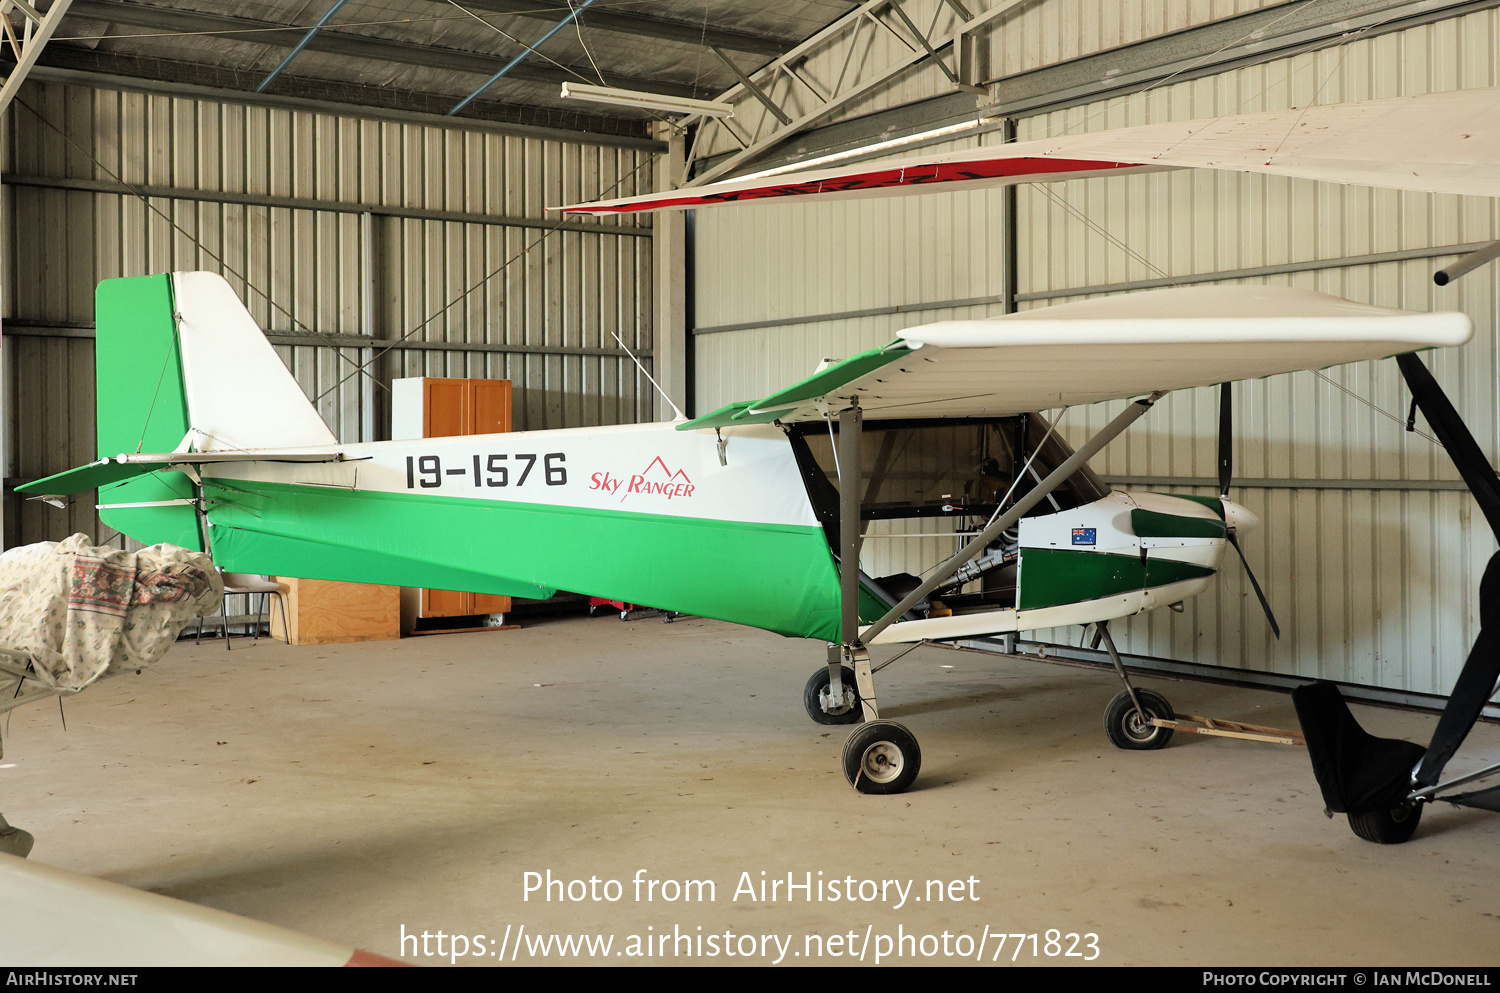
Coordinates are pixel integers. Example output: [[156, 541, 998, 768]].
[[2, 79, 655, 548], [989, 0, 1279, 77], [692, 6, 1500, 695]]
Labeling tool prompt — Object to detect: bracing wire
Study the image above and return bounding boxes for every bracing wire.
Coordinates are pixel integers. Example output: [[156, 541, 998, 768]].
[[16, 92, 660, 416], [13, 96, 379, 393], [310, 154, 656, 404]]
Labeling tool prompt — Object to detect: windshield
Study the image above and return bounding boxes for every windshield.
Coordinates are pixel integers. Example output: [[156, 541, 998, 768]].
[[786, 414, 1110, 546]]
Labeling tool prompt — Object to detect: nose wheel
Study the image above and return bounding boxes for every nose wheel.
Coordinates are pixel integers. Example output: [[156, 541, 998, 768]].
[[1103, 688, 1175, 750], [1093, 622, 1175, 750]]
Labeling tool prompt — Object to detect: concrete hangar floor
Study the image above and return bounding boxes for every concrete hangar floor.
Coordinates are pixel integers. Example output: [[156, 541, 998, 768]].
[[3, 611, 1499, 967]]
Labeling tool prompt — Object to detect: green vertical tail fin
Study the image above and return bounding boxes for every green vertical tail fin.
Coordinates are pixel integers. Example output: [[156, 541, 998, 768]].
[[93, 274, 202, 550]]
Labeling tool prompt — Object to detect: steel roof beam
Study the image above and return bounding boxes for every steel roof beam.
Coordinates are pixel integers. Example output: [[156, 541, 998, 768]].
[[254, 0, 352, 93], [709, 46, 789, 126], [886, 0, 959, 86], [64, 0, 701, 97], [0, 0, 71, 116], [686, 0, 1027, 186], [448, 0, 595, 116]]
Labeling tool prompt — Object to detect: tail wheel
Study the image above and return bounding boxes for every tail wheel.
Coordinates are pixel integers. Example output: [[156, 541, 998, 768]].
[[1348, 803, 1423, 844], [841, 720, 921, 794], [1103, 689, 1175, 750]]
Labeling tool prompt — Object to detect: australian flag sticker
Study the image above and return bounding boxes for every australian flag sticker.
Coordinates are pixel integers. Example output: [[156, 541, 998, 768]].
[[1071, 527, 1097, 546]]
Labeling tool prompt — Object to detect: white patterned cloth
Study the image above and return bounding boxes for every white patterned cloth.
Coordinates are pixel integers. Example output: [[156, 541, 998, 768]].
[[0, 534, 222, 691]]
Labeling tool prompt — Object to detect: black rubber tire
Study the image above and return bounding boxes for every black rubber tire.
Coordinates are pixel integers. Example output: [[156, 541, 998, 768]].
[[841, 720, 921, 794], [804, 665, 862, 725], [1348, 803, 1423, 844], [1103, 689, 1175, 750]]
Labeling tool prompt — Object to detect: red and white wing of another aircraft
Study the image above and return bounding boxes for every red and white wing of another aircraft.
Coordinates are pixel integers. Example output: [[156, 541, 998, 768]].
[[557, 88, 1500, 215]]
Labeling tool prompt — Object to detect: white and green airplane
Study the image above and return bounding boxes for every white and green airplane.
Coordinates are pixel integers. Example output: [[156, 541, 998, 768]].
[[19, 271, 1469, 795]]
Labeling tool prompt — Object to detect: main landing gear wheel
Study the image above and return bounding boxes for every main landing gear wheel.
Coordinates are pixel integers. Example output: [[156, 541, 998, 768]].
[[1348, 802, 1423, 844], [804, 665, 862, 725], [842, 720, 921, 794], [1103, 689, 1175, 750]]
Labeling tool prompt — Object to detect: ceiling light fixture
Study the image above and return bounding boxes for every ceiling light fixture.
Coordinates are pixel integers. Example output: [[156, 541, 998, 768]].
[[559, 82, 735, 118]]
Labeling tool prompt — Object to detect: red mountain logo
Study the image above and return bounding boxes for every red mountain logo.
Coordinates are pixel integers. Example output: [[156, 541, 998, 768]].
[[639, 456, 690, 484], [588, 457, 696, 502]]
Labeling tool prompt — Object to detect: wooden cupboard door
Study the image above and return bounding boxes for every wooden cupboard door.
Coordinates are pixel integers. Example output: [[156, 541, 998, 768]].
[[470, 379, 512, 435], [422, 590, 509, 617], [415, 377, 513, 619], [468, 381, 510, 612], [423, 379, 469, 438], [423, 588, 469, 617], [470, 592, 511, 614]]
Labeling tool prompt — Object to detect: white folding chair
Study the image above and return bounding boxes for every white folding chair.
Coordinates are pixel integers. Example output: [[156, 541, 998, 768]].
[[197, 573, 286, 649]]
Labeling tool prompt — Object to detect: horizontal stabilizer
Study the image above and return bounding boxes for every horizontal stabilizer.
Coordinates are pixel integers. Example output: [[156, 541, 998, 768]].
[[18, 452, 346, 498]]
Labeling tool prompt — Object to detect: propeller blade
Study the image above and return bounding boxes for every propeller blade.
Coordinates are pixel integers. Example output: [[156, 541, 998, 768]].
[[1228, 531, 1280, 639], [1218, 385, 1276, 638], [1218, 381, 1233, 499]]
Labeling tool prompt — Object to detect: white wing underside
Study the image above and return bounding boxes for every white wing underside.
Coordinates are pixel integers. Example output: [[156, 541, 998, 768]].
[[561, 88, 1500, 214], [722, 286, 1471, 424]]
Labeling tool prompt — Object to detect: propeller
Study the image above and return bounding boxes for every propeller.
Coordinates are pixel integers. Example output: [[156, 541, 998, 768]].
[[1218, 382, 1281, 639]]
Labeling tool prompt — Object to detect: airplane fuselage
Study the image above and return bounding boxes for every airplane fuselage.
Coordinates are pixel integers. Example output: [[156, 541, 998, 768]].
[[188, 418, 1229, 644]]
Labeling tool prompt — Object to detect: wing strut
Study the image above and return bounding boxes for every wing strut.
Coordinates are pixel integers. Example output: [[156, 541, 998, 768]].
[[839, 401, 863, 648], [826, 389, 1165, 782], [823, 401, 866, 718]]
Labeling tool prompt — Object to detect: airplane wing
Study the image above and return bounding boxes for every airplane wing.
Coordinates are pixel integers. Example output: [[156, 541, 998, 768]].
[[558, 88, 1500, 214], [17, 451, 346, 498], [677, 285, 1472, 429]]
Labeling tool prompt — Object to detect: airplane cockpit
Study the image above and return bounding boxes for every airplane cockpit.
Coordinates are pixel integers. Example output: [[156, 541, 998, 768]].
[[785, 414, 1109, 615]]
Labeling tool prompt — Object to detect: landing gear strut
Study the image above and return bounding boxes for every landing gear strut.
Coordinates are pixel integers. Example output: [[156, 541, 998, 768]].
[[824, 401, 923, 792], [1095, 622, 1175, 751], [817, 394, 1167, 793]]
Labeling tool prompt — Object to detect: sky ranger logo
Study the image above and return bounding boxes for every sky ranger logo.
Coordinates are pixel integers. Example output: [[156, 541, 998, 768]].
[[589, 457, 696, 503]]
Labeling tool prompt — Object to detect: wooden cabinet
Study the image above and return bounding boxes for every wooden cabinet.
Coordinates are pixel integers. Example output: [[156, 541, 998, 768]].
[[407, 377, 513, 440], [392, 377, 514, 625], [269, 577, 401, 645]]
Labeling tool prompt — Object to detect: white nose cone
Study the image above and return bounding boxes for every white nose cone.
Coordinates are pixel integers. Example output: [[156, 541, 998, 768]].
[[1220, 498, 1261, 536]]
